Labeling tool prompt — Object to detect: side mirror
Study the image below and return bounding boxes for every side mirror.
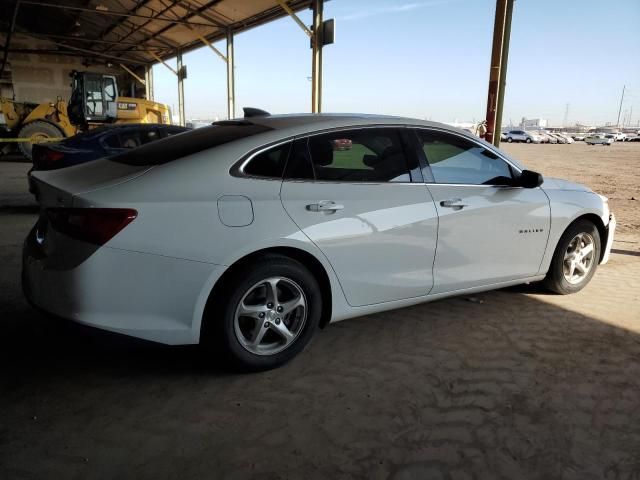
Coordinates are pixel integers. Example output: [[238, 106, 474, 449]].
[[519, 169, 544, 188]]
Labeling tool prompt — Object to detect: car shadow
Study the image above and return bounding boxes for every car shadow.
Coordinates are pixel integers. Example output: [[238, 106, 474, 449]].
[[2, 274, 640, 479]]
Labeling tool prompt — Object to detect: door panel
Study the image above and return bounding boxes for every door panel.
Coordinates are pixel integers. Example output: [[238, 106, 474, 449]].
[[281, 181, 438, 306], [427, 185, 550, 294]]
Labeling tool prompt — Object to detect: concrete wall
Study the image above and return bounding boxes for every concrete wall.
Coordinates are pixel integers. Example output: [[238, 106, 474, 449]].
[[0, 33, 132, 103]]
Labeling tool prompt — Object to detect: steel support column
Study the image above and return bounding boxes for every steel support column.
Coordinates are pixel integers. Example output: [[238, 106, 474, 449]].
[[177, 50, 185, 126], [145, 65, 154, 100], [311, 0, 324, 113], [226, 29, 235, 119], [484, 0, 513, 147], [493, 0, 514, 147]]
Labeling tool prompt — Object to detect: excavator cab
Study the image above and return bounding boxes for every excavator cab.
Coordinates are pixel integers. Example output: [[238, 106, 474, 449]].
[[68, 71, 118, 126]]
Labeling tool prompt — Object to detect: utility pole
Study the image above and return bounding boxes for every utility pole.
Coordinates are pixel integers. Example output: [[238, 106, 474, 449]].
[[563, 103, 569, 127], [484, 0, 515, 147], [616, 85, 625, 127]]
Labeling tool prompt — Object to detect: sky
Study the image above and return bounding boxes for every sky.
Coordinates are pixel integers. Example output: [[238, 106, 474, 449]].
[[152, 0, 640, 126]]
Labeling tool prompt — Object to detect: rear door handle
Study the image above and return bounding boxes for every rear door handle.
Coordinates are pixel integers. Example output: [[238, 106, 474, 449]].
[[306, 200, 344, 212], [440, 198, 468, 209]]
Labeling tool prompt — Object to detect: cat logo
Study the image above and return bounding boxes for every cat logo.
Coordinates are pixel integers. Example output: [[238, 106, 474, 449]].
[[118, 102, 138, 111]]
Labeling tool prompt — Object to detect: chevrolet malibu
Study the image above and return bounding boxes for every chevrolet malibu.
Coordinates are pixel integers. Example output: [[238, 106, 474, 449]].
[[23, 113, 616, 370]]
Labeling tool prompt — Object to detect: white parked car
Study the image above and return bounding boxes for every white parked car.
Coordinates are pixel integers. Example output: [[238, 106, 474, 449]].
[[611, 132, 626, 141], [553, 133, 570, 144], [24, 113, 616, 370], [559, 133, 574, 144], [504, 129, 541, 143], [585, 134, 614, 146]]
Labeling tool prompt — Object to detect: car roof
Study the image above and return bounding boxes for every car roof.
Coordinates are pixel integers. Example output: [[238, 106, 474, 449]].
[[243, 113, 454, 137]]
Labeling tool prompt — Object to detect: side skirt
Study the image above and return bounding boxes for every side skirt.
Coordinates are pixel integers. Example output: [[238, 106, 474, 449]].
[[330, 275, 547, 323]]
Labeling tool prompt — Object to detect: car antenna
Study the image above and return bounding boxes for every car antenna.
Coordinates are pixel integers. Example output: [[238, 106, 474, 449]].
[[243, 107, 271, 118]]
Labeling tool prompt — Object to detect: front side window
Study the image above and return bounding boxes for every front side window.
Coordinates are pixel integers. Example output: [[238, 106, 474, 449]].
[[243, 142, 291, 178], [296, 128, 416, 183], [416, 130, 513, 185], [85, 77, 104, 116], [104, 78, 116, 101]]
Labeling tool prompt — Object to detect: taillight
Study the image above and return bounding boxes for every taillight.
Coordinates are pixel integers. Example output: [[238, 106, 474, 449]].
[[34, 149, 64, 169], [47, 208, 137, 245]]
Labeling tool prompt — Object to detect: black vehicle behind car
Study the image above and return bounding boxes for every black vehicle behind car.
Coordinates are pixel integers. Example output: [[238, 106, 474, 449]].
[[31, 123, 190, 172]]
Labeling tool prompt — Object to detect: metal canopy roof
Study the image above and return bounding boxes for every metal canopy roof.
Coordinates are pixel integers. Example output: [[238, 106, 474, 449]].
[[1, 0, 313, 66]]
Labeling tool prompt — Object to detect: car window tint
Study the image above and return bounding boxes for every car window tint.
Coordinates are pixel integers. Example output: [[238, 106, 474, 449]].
[[119, 131, 142, 149], [417, 130, 513, 185], [284, 138, 315, 180], [103, 132, 121, 149], [141, 129, 160, 144], [244, 142, 291, 178], [306, 128, 413, 182]]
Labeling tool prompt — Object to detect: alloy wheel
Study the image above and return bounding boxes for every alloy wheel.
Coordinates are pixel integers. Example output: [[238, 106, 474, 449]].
[[233, 276, 307, 356], [563, 233, 595, 284]]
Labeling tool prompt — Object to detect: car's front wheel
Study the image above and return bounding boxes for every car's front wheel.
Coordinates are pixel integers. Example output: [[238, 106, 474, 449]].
[[507, 137, 513, 143], [544, 219, 601, 294], [203, 254, 322, 371], [526, 138, 532, 143]]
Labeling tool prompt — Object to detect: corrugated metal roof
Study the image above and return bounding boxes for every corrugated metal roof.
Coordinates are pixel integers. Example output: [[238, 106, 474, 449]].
[[0, 0, 313, 66]]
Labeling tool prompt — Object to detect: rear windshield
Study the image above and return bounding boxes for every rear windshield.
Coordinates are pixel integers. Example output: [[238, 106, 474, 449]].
[[111, 122, 272, 166]]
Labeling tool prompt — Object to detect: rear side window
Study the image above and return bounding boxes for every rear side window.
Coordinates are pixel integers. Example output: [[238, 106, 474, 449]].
[[243, 142, 291, 178], [112, 122, 272, 165], [287, 128, 417, 183]]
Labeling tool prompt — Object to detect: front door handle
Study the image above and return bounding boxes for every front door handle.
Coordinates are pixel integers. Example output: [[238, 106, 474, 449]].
[[440, 198, 468, 209], [306, 200, 344, 213]]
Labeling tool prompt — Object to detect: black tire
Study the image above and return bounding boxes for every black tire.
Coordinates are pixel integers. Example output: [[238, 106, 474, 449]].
[[526, 138, 532, 143], [202, 254, 322, 371], [543, 219, 601, 295], [18, 121, 64, 160], [507, 137, 513, 143]]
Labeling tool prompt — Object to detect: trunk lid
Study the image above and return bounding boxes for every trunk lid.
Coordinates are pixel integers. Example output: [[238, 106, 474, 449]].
[[30, 159, 152, 208]]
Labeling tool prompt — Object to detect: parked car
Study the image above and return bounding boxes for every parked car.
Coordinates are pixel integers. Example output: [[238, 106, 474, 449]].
[[585, 134, 614, 146], [31, 124, 191, 172], [558, 133, 574, 144], [332, 138, 353, 150], [548, 133, 567, 144], [24, 113, 616, 370], [572, 133, 586, 141], [504, 129, 541, 143], [624, 135, 640, 142], [611, 132, 626, 141]]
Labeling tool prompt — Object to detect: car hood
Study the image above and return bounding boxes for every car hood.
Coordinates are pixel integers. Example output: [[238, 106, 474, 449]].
[[541, 177, 593, 193]]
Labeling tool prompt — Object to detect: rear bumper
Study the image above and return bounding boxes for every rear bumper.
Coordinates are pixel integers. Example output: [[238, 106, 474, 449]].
[[22, 226, 223, 345], [600, 213, 616, 265]]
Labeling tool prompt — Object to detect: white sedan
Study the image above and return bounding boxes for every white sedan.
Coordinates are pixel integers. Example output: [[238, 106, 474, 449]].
[[24, 113, 616, 370]]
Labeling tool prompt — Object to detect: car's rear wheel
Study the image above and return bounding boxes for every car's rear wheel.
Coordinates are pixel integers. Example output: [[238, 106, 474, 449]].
[[544, 219, 601, 294], [203, 254, 322, 371], [526, 138, 532, 143]]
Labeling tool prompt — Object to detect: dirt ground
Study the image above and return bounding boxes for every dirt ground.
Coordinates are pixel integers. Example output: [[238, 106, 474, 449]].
[[0, 143, 639, 479]]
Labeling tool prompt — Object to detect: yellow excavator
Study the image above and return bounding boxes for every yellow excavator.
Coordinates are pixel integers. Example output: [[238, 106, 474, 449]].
[[0, 71, 171, 159]]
